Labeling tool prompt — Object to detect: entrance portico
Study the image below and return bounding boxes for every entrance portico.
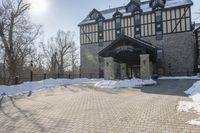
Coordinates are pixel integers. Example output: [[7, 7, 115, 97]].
[[98, 35, 157, 80]]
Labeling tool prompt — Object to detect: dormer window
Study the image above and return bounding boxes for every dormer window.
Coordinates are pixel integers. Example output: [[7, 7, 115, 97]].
[[127, 4, 136, 12], [113, 10, 122, 37], [89, 9, 103, 21], [150, 0, 166, 10], [126, 0, 141, 13], [91, 12, 99, 20]]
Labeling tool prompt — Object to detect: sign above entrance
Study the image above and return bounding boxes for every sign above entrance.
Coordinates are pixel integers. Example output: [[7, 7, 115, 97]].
[[115, 45, 134, 53]]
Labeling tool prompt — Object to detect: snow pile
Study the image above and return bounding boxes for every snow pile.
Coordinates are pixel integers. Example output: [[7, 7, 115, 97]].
[[0, 78, 157, 96], [95, 78, 156, 88], [0, 78, 101, 96], [177, 80, 200, 126], [159, 76, 200, 80]]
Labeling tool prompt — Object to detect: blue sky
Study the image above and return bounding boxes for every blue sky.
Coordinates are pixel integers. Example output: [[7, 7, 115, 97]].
[[30, 0, 200, 43]]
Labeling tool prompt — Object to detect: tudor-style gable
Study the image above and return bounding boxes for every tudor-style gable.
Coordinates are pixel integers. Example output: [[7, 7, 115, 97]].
[[149, 0, 166, 9], [79, 0, 193, 45], [126, 0, 142, 13], [113, 9, 123, 18], [89, 8, 103, 20]]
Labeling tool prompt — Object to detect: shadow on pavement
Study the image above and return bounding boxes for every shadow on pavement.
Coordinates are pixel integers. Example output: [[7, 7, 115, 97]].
[[139, 79, 197, 97], [92, 79, 197, 97]]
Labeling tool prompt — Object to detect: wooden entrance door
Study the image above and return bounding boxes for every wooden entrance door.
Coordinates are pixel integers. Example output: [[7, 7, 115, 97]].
[[127, 65, 140, 79]]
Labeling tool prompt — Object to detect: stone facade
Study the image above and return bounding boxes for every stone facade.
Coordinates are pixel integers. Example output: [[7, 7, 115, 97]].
[[120, 63, 127, 79], [81, 32, 195, 78], [140, 54, 151, 79], [104, 57, 115, 80], [80, 41, 111, 78], [142, 31, 195, 75]]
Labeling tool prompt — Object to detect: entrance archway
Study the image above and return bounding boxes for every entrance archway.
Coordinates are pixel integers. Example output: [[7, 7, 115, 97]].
[[99, 35, 157, 79]]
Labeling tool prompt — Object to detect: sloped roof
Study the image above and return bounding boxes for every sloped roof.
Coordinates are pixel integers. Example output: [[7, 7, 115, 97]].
[[79, 0, 193, 26], [193, 23, 200, 32], [98, 34, 156, 57]]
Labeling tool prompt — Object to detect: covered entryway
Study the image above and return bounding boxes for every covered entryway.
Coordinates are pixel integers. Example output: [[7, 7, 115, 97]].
[[98, 35, 157, 80]]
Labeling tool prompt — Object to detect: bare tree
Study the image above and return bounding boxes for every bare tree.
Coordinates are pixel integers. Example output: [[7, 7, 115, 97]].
[[69, 42, 79, 74], [0, 0, 41, 82], [42, 30, 79, 75]]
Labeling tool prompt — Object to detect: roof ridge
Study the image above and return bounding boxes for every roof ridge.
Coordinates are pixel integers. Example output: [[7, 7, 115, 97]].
[[79, 0, 193, 26], [99, 0, 151, 13]]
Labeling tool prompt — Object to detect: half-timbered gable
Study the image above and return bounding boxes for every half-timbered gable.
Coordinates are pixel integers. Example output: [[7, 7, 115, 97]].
[[79, 0, 193, 45]]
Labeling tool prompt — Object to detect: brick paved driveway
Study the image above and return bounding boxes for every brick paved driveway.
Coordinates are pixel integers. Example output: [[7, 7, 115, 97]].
[[0, 80, 200, 133]]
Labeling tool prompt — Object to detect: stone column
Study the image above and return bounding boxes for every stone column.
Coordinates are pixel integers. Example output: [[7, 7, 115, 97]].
[[120, 63, 127, 80], [104, 57, 115, 80], [140, 54, 151, 79], [150, 62, 153, 76]]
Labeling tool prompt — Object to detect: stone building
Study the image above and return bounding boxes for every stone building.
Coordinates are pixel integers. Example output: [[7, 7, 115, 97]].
[[194, 23, 200, 72], [78, 0, 198, 79]]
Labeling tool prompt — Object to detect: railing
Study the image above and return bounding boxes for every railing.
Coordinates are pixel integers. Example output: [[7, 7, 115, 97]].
[[0, 71, 196, 85], [0, 72, 102, 85]]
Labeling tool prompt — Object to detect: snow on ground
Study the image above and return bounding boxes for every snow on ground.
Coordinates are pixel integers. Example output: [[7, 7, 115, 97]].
[[177, 80, 200, 126], [95, 78, 156, 88], [0, 78, 157, 96], [0, 78, 101, 96], [159, 76, 200, 80]]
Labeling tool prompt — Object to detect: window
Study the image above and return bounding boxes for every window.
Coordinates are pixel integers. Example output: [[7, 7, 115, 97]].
[[91, 12, 99, 20], [156, 23, 162, 31], [157, 24, 161, 28], [99, 39, 103, 47], [115, 17, 121, 37], [157, 49, 163, 60], [156, 31, 163, 40], [98, 21, 104, 40], [116, 18, 121, 29], [134, 14, 140, 25], [98, 21, 103, 31], [135, 34, 141, 38], [134, 13, 141, 38], [155, 10, 163, 40], [155, 10, 162, 22], [127, 4, 136, 12]]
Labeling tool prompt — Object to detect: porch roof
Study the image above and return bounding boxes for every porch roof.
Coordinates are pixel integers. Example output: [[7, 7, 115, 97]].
[[98, 35, 157, 65]]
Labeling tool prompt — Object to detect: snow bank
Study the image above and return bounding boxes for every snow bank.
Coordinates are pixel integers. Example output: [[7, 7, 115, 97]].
[[0, 78, 101, 96], [177, 80, 200, 126], [0, 78, 157, 96], [186, 119, 200, 126], [95, 78, 156, 88], [159, 76, 200, 80]]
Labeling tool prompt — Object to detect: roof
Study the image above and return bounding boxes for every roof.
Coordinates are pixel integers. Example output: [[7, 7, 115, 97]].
[[98, 34, 156, 57], [79, 0, 193, 26], [193, 23, 200, 32]]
